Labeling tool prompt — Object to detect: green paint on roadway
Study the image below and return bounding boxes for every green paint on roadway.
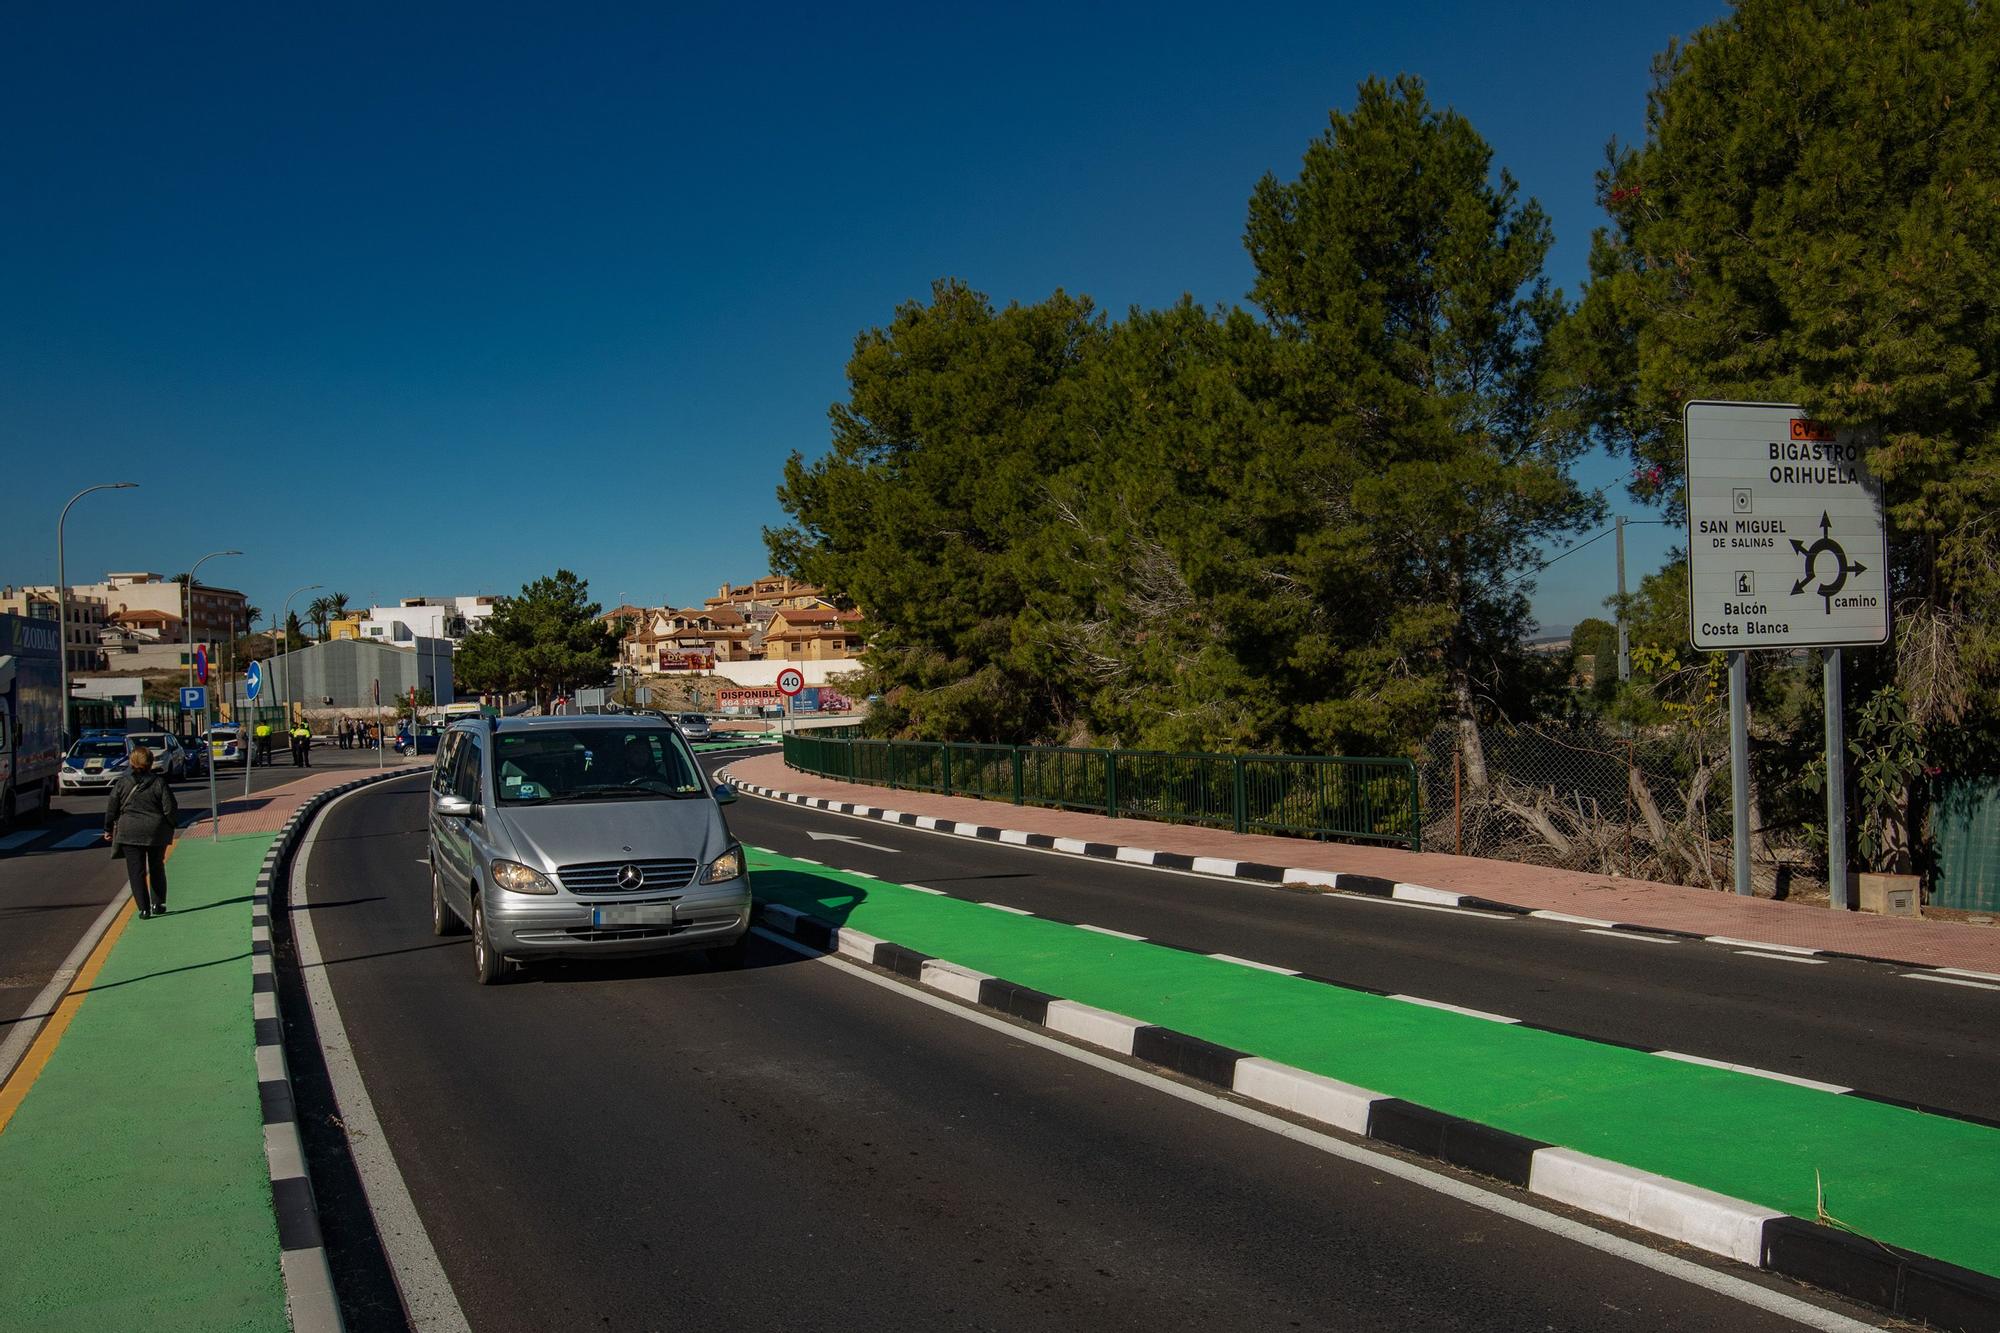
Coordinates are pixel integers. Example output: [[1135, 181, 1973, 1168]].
[[0, 834, 287, 1333], [747, 848, 2000, 1279]]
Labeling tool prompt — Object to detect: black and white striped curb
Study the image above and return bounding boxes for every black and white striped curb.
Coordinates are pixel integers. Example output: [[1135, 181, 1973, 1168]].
[[720, 769, 2000, 982], [251, 767, 423, 1333], [755, 900, 2000, 1333]]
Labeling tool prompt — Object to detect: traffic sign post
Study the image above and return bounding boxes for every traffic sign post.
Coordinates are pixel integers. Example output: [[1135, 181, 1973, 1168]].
[[1685, 401, 1888, 905], [776, 668, 805, 742], [244, 661, 264, 802], [194, 644, 210, 686]]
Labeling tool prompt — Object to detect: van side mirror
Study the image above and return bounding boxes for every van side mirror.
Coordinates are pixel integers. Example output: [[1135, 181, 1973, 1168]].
[[712, 783, 737, 806], [435, 793, 476, 819]]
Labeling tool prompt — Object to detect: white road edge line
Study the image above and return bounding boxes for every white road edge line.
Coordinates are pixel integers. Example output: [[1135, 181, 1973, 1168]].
[[752, 927, 1875, 1333], [1938, 966, 2000, 984], [1654, 1050, 1852, 1094], [292, 780, 473, 1333], [1581, 928, 1677, 944], [1903, 972, 2000, 992], [1076, 923, 1146, 941], [979, 901, 1034, 915], [1208, 953, 1301, 975], [1320, 895, 1509, 920], [1704, 936, 1819, 956], [1387, 994, 1520, 1024], [1733, 950, 1828, 965]]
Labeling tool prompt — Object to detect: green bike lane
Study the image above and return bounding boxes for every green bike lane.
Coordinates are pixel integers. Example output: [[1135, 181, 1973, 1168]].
[[746, 846, 2000, 1281], [0, 834, 285, 1333]]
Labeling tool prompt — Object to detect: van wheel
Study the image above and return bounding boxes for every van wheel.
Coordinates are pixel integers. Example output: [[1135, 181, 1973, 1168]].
[[431, 866, 462, 937], [471, 895, 507, 985]]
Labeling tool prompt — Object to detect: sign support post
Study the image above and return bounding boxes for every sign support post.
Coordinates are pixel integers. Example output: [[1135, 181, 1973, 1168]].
[[1727, 651, 1751, 895], [243, 661, 263, 803], [1825, 649, 1849, 909]]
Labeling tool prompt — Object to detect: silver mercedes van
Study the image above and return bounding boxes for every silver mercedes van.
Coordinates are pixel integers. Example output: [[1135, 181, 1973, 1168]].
[[427, 715, 752, 984]]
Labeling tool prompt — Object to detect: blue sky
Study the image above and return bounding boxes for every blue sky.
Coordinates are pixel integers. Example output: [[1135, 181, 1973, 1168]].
[[3, 1, 1721, 635]]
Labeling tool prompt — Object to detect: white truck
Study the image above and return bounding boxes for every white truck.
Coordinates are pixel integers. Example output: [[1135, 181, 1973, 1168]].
[[0, 612, 64, 832]]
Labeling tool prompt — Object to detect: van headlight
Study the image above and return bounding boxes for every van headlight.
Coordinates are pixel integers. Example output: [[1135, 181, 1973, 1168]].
[[489, 859, 558, 895], [699, 847, 743, 884]]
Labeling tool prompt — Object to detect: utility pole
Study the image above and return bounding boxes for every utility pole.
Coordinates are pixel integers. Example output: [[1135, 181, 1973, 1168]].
[[1615, 515, 1630, 682]]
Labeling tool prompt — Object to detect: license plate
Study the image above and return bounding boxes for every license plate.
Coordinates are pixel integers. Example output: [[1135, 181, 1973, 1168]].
[[593, 903, 675, 928]]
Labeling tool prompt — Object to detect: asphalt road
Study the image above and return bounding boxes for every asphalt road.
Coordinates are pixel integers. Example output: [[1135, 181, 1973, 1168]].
[[0, 749, 390, 1031], [299, 773, 1879, 1331], [703, 753, 2000, 1124]]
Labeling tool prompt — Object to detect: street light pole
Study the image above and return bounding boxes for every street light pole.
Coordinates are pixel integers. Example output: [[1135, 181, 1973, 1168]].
[[55, 482, 138, 743], [279, 583, 322, 726], [184, 550, 243, 686]]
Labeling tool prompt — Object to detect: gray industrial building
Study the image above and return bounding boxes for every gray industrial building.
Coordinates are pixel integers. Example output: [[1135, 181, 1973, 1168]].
[[266, 637, 455, 710]]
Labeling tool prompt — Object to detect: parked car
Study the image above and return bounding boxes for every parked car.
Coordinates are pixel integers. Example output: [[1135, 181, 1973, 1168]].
[[121, 731, 187, 780], [675, 713, 713, 741], [426, 716, 750, 984], [177, 734, 209, 776], [60, 736, 133, 791], [208, 725, 248, 768]]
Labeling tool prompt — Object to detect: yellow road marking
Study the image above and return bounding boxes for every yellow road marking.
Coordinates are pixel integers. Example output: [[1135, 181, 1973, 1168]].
[[0, 843, 174, 1134]]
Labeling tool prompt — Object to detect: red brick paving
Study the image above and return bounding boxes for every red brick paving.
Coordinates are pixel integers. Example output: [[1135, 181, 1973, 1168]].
[[723, 752, 2000, 973], [195, 760, 428, 838]]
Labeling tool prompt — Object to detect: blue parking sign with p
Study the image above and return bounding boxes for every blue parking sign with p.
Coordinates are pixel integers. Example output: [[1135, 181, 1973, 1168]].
[[181, 686, 207, 712]]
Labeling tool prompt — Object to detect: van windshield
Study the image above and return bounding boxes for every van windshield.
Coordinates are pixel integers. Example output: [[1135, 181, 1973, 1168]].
[[492, 728, 706, 804]]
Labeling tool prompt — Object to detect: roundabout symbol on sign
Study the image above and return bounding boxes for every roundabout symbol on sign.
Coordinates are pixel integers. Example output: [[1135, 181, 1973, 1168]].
[[1790, 510, 1869, 614]]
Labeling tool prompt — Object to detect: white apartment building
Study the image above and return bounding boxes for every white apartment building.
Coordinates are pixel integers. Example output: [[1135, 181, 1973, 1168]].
[[354, 595, 498, 644]]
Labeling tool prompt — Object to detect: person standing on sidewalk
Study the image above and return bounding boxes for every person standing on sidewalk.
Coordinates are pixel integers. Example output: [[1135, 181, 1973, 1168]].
[[102, 745, 177, 919], [290, 720, 312, 767]]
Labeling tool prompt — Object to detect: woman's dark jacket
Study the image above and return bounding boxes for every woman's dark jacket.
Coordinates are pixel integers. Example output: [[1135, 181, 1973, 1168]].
[[105, 771, 178, 853]]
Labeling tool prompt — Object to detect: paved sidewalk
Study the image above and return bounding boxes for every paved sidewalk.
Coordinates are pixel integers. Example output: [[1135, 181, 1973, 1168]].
[[0, 764, 422, 1332], [724, 752, 2000, 972]]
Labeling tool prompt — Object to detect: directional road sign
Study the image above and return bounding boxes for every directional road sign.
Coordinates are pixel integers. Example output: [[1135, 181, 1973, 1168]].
[[245, 660, 263, 700], [1684, 400, 1889, 651], [775, 667, 805, 697], [193, 643, 210, 685], [180, 686, 208, 712]]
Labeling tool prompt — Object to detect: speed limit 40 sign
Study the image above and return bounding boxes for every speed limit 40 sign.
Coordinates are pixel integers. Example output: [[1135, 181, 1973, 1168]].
[[775, 667, 805, 697]]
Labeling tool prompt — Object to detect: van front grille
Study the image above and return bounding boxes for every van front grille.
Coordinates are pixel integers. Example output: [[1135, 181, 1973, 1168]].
[[557, 859, 698, 894]]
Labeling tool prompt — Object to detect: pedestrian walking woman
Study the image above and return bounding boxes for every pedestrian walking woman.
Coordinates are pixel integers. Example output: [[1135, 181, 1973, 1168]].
[[102, 745, 178, 918]]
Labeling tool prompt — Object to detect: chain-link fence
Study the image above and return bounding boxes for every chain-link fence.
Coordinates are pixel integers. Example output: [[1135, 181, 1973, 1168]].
[[1417, 719, 1821, 896]]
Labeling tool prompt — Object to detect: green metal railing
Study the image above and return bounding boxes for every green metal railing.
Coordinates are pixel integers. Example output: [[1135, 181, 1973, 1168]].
[[783, 733, 1421, 851]]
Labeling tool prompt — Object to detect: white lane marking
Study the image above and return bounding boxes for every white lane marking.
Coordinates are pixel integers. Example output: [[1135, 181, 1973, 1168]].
[[53, 830, 105, 850], [1704, 936, 1819, 956], [1904, 972, 2000, 992], [1582, 928, 1677, 944], [1387, 995, 1520, 1024], [898, 883, 948, 896], [1076, 923, 1146, 941], [1734, 950, 1828, 965], [1654, 1051, 1852, 1094], [792, 856, 822, 865], [0, 829, 45, 851], [757, 928, 1878, 1333], [805, 830, 901, 854], [1321, 895, 1509, 920], [980, 901, 1034, 915], [293, 780, 473, 1333], [1532, 910, 1620, 928], [1208, 953, 1301, 976], [1938, 967, 2000, 984]]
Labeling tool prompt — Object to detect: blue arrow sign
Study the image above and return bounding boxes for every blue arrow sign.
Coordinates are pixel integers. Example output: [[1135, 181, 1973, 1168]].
[[245, 660, 264, 701], [180, 686, 207, 713]]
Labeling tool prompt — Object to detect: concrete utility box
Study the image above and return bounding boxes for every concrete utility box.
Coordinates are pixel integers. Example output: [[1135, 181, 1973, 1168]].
[[1855, 872, 1920, 917]]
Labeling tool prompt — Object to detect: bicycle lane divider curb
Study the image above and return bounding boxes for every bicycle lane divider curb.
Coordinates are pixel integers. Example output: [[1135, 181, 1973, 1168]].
[[253, 768, 427, 1333], [743, 847, 2000, 1333], [717, 767, 2000, 981]]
